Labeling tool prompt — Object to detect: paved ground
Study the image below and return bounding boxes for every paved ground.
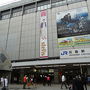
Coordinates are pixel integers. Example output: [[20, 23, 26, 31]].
[[0, 84, 90, 90]]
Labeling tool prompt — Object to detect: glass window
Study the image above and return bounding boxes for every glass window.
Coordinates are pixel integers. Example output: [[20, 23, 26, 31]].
[[41, 6, 44, 10], [37, 0, 50, 11], [62, 0, 67, 4], [52, 0, 67, 7], [12, 11, 22, 17], [38, 7, 41, 11], [24, 8, 35, 14], [12, 7, 22, 17], [67, 0, 72, 2], [67, 0, 84, 3], [24, 3, 35, 14], [1, 10, 10, 20], [48, 4, 51, 8], [1, 14, 10, 20], [44, 5, 48, 9]]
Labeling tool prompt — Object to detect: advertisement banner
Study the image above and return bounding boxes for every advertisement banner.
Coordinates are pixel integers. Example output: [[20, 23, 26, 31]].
[[60, 48, 90, 59], [40, 11, 48, 58], [58, 35, 90, 48], [56, 7, 90, 38]]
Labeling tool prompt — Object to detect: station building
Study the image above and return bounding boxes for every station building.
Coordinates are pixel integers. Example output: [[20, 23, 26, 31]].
[[0, 0, 90, 83]]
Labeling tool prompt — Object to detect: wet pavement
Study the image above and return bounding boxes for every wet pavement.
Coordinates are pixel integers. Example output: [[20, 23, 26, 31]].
[[0, 84, 90, 90]]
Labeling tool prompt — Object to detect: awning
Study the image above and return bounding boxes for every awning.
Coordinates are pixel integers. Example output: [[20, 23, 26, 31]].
[[12, 57, 90, 67]]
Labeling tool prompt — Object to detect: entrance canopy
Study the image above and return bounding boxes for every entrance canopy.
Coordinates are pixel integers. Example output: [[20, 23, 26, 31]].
[[12, 57, 90, 68]]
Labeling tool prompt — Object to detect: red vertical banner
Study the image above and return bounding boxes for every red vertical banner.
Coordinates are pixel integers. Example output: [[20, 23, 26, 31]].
[[40, 11, 48, 58]]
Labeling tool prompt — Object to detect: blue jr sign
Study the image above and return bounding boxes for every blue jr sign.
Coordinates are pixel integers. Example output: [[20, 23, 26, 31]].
[[61, 51, 68, 56]]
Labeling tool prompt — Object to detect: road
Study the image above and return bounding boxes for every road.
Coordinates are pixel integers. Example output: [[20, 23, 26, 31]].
[[0, 84, 90, 90]]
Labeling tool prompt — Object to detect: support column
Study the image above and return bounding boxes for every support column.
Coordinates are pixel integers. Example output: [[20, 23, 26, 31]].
[[8, 71, 11, 84], [54, 69, 59, 84], [80, 65, 83, 74], [19, 69, 24, 84], [87, 67, 90, 75]]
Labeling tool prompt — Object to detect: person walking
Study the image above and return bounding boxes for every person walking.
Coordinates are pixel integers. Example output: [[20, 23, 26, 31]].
[[1, 76, 8, 90], [1, 76, 4, 87], [23, 75, 27, 89], [4, 77, 8, 90], [72, 76, 78, 90], [61, 74, 67, 89], [81, 74, 87, 90], [46, 76, 51, 86], [72, 75, 84, 90]]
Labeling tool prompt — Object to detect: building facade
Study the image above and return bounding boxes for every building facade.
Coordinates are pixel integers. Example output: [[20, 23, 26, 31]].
[[0, 0, 90, 83]]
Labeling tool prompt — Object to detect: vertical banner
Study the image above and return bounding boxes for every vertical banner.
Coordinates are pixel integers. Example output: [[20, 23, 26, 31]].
[[40, 11, 48, 58]]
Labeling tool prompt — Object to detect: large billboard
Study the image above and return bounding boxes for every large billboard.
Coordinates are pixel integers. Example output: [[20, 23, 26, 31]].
[[40, 11, 48, 58], [56, 7, 90, 38], [58, 35, 90, 48]]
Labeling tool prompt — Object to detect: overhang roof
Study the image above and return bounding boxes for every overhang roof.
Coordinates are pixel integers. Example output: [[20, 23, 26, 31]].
[[0, 0, 41, 11]]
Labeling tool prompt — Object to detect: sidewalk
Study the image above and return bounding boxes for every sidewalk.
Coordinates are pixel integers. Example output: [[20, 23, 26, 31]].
[[0, 84, 90, 90]]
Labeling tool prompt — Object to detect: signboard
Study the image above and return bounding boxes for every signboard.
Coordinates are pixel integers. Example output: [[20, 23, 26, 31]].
[[40, 11, 48, 58], [58, 35, 90, 48], [60, 48, 90, 59], [56, 7, 90, 38]]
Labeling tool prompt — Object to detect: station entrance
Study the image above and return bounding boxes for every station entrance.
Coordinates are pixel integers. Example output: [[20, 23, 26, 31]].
[[11, 64, 88, 84]]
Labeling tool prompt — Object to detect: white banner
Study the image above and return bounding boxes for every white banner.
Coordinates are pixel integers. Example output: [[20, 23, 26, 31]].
[[60, 48, 90, 58], [40, 11, 48, 58]]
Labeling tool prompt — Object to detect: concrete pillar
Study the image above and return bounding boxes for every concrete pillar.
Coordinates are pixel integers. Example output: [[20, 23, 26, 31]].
[[19, 69, 24, 84], [8, 71, 11, 84], [54, 69, 59, 84], [87, 67, 90, 75]]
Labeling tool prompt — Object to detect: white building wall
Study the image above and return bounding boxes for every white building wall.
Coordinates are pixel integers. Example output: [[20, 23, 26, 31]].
[[0, 0, 90, 61], [0, 19, 9, 51], [6, 16, 22, 60]]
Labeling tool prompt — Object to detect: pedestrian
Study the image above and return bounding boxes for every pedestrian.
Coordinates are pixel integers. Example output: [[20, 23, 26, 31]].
[[30, 76, 33, 85], [23, 75, 27, 89], [72, 75, 84, 90], [81, 74, 87, 90], [1, 76, 4, 87], [43, 75, 46, 86], [1, 76, 8, 90], [33, 76, 37, 87], [61, 74, 67, 89], [77, 75, 84, 90], [46, 76, 51, 86], [4, 76, 8, 90], [72, 77, 77, 90]]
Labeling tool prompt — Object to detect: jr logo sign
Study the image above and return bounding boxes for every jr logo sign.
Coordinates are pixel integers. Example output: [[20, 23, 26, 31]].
[[61, 51, 68, 56]]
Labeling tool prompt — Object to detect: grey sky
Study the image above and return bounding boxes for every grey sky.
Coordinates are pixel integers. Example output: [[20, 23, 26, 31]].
[[0, 0, 21, 6]]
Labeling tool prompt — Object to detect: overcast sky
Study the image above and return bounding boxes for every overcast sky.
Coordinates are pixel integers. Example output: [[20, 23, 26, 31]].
[[0, 0, 21, 6]]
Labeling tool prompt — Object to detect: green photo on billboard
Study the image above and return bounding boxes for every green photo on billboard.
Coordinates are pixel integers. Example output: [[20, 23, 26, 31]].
[[58, 35, 90, 48]]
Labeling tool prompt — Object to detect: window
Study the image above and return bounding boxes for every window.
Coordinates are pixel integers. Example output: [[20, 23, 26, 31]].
[[24, 3, 36, 14], [12, 12, 22, 17], [12, 7, 22, 17], [52, 0, 67, 7], [67, 0, 85, 3], [1, 10, 10, 20], [37, 0, 50, 11], [2, 14, 10, 20]]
